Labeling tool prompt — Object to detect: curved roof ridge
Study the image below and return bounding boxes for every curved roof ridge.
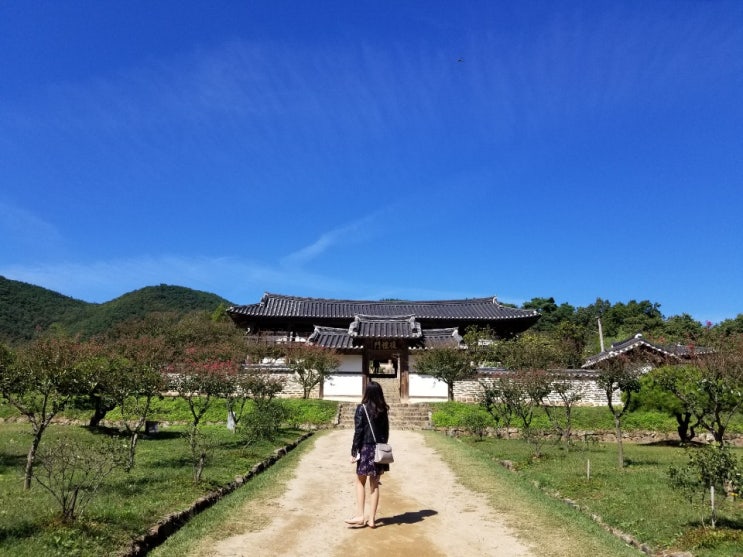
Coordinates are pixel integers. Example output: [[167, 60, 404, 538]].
[[260, 292, 504, 306], [227, 292, 539, 327], [354, 314, 417, 321]]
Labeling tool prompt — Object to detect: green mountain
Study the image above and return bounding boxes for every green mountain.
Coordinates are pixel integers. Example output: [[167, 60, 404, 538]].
[[0, 276, 232, 344]]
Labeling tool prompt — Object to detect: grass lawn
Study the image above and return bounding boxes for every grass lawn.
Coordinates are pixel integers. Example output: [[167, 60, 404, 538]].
[[429, 401, 743, 435], [1, 398, 742, 555], [426, 432, 743, 557], [149, 432, 316, 557], [0, 422, 310, 557]]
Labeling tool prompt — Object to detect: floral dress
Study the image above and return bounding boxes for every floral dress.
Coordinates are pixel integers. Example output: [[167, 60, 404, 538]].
[[351, 403, 390, 477]]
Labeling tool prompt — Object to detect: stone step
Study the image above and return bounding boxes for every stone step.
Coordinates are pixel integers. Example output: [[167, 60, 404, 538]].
[[335, 403, 432, 429]]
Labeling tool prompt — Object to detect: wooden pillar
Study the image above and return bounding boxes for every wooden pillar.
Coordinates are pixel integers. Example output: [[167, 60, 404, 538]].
[[361, 347, 370, 394], [400, 347, 409, 402]]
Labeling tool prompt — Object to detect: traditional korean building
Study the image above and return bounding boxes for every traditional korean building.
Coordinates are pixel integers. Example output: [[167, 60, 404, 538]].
[[227, 292, 539, 402], [581, 333, 711, 370]]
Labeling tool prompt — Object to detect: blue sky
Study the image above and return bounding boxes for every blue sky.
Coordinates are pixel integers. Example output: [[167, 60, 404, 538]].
[[1, 1, 742, 324]]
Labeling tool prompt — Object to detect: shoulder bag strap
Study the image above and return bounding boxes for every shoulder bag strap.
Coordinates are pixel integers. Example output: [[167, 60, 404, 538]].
[[361, 404, 378, 443]]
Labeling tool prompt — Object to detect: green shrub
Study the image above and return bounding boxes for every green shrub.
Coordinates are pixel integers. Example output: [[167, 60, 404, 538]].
[[240, 400, 288, 443], [430, 402, 711, 437], [462, 409, 490, 440], [668, 445, 743, 528], [280, 399, 337, 426]]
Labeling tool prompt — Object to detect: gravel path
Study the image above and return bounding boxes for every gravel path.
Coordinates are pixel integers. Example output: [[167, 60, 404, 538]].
[[199, 429, 533, 557]]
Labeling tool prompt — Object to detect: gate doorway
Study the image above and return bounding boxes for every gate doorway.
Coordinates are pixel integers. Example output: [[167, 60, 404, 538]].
[[362, 348, 408, 403]]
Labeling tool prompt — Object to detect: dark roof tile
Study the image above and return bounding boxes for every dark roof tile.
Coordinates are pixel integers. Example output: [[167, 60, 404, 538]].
[[349, 315, 422, 338], [582, 334, 712, 368], [307, 324, 463, 349], [228, 292, 538, 321]]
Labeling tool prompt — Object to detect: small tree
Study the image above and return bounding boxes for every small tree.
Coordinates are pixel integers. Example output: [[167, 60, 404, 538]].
[[668, 445, 743, 528], [552, 322, 587, 369], [171, 355, 234, 429], [241, 398, 288, 444], [34, 436, 124, 521], [462, 326, 497, 367], [109, 334, 169, 471], [635, 367, 699, 443], [488, 332, 562, 452], [657, 336, 743, 446], [414, 346, 474, 401], [169, 351, 234, 468], [494, 331, 561, 374], [543, 375, 583, 446], [245, 335, 286, 365], [75, 340, 130, 428], [220, 367, 286, 433], [595, 355, 642, 468], [461, 407, 491, 440], [510, 370, 551, 455], [185, 425, 219, 483], [0, 336, 86, 489], [480, 375, 518, 438], [284, 343, 340, 399], [239, 373, 288, 444]]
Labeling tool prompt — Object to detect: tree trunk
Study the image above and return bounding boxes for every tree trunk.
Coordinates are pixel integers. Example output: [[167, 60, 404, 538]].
[[447, 382, 454, 401], [89, 403, 109, 428], [126, 432, 139, 472], [614, 415, 624, 469], [674, 412, 693, 444], [195, 451, 206, 482], [24, 429, 43, 490]]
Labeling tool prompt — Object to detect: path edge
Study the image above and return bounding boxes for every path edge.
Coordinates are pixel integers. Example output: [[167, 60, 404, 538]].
[[120, 431, 315, 557]]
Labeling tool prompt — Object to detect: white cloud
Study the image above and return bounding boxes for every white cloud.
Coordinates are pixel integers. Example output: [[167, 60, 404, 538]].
[[281, 212, 386, 267], [0, 202, 65, 254], [0, 253, 352, 304]]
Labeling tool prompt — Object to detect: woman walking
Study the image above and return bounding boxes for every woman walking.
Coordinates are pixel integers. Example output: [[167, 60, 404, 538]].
[[345, 381, 390, 528]]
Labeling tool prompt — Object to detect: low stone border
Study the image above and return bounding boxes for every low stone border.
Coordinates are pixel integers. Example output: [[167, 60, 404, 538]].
[[548, 486, 688, 556], [495, 460, 692, 557], [546, 486, 655, 555], [121, 431, 315, 557]]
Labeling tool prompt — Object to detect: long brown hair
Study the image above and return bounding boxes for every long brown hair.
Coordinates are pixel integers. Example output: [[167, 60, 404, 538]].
[[361, 381, 389, 418]]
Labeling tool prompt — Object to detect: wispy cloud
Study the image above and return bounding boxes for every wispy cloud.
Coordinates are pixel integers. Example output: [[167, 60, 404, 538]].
[[0, 202, 65, 254], [0, 255, 335, 304], [281, 211, 389, 267]]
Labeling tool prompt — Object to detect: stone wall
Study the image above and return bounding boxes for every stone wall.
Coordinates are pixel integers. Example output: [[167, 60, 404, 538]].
[[454, 371, 620, 407], [269, 371, 322, 399], [267, 367, 619, 407]]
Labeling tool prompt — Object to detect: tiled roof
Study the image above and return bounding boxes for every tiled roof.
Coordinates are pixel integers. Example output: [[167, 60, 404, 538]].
[[414, 328, 463, 349], [582, 334, 711, 369], [349, 315, 422, 338], [227, 292, 539, 321], [307, 324, 463, 350], [307, 326, 360, 350]]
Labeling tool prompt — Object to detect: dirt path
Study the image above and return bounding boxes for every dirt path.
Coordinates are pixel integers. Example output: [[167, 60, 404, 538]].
[[200, 430, 533, 557]]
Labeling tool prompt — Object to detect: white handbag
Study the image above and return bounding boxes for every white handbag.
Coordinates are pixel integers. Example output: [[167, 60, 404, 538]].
[[362, 404, 394, 464]]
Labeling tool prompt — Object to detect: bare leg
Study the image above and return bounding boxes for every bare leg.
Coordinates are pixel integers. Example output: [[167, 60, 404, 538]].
[[368, 475, 380, 527], [345, 474, 367, 525]]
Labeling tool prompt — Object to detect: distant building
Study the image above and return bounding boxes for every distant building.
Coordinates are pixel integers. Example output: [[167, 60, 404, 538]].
[[227, 292, 539, 402], [582, 333, 710, 370]]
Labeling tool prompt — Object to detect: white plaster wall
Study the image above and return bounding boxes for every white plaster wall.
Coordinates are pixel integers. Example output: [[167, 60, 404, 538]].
[[337, 354, 362, 372], [409, 373, 448, 401], [323, 374, 364, 400], [408, 353, 448, 401]]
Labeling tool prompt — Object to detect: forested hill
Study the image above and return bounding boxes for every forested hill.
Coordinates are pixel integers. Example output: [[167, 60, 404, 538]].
[[0, 277, 231, 344]]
